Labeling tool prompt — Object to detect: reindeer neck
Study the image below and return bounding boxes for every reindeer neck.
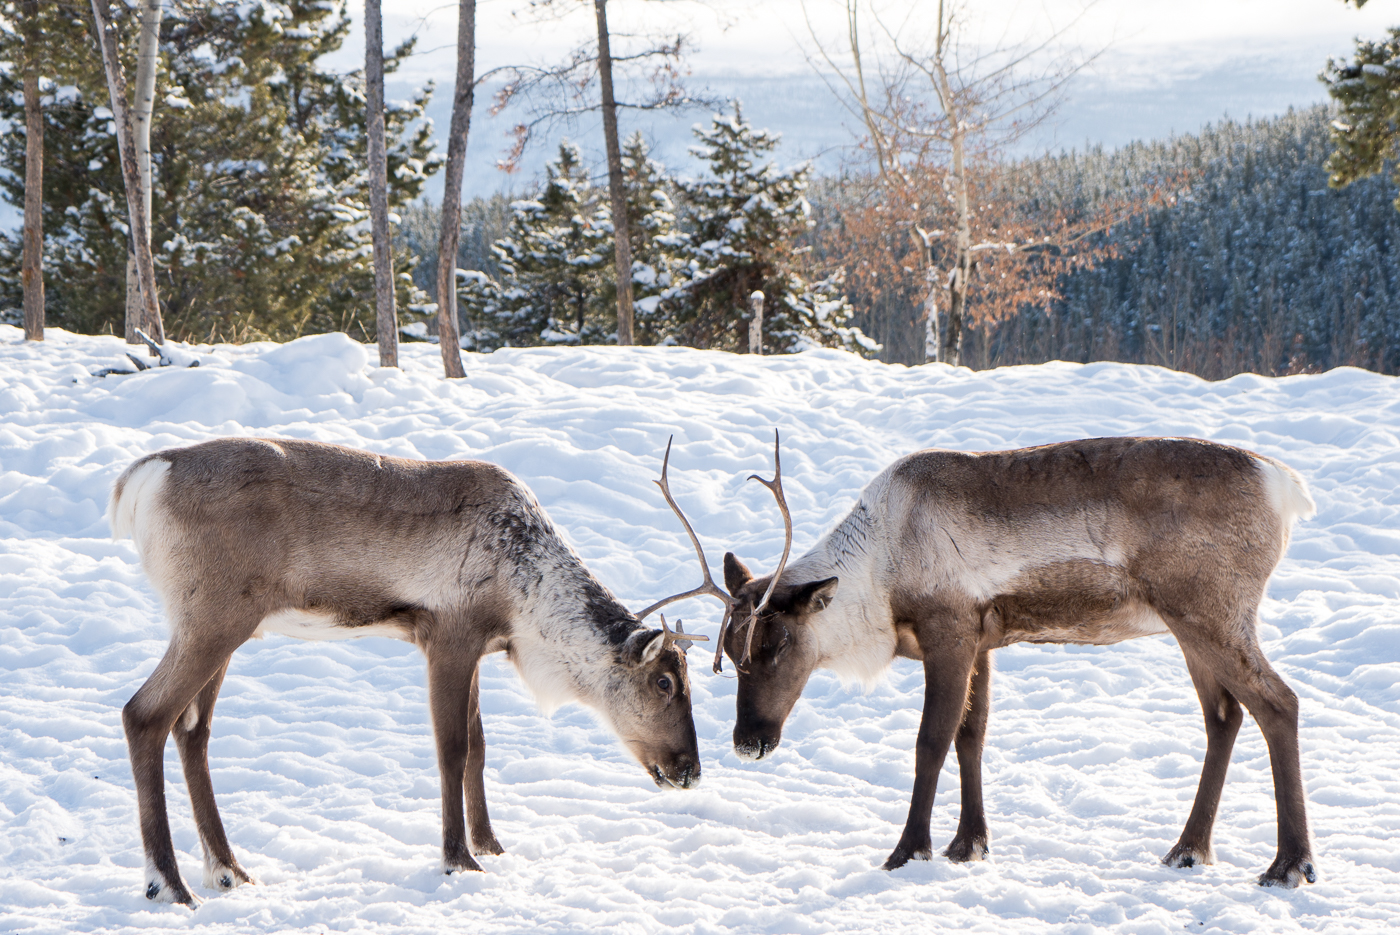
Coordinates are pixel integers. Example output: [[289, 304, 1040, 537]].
[[487, 488, 642, 712], [785, 479, 898, 686]]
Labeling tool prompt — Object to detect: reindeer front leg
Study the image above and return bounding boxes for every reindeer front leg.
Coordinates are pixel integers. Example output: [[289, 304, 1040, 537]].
[[464, 665, 503, 856], [944, 648, 992, 862], [884, 631, 978, 871], [426, 633, 488, 873]]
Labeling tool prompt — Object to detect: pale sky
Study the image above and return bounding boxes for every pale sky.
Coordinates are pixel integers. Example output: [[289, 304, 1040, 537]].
[[337, 0, 1396, 85], [320, 0, 1400, 197]]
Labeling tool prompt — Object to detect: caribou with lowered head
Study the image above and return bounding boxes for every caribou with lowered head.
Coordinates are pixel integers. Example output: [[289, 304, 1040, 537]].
[[108, 437, 707, 906], [659, 435, 1318, 887]]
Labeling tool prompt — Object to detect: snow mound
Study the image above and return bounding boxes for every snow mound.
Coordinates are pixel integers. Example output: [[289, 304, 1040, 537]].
[[2, 326, 1399, 934]]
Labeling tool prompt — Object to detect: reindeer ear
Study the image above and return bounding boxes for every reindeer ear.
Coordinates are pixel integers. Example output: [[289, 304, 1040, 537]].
[[794, 577, 839, 613], [724, 552, 753, 595], [622, 628, 666, 666]]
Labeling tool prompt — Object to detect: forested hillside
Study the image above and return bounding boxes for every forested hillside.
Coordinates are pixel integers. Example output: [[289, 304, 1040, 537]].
[[848, 106, 1400, 376]]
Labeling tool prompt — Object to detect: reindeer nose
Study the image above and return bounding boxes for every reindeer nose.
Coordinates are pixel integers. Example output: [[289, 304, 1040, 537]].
[[673, 756, 701, 789], [734, 735, 780, 761]]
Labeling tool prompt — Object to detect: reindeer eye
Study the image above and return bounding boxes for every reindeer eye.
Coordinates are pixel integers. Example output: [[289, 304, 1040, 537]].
[[656, 675, 673, 694], [771, 627, 791, 661]]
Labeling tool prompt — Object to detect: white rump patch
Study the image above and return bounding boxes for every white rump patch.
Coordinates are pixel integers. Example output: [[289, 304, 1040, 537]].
[[1255, 455, 1317, 527], [108, 458, 171, 543]]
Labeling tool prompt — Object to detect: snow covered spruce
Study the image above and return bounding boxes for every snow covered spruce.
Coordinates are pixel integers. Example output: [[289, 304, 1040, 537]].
[[712, 437, 1319, 888], [107, 438, 706, 907]]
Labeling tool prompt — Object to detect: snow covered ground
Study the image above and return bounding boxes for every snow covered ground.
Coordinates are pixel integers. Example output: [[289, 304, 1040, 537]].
[[1, 325, 1398, 934]]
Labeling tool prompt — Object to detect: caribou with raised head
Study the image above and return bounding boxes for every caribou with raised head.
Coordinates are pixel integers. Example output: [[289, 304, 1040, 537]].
[[108, 437, 707, 906], [659, 435, 1318, 887]]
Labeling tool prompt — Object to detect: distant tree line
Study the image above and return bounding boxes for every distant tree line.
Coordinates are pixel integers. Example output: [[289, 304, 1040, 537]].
[[816, 106, 1400, 376]]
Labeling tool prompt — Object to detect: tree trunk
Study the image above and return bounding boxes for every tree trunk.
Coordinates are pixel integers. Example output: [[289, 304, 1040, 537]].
[[594, 0, 635, 346], [944, 124, 969, 368], [366, 0, 398, 367], [123, 0, 162, 342], [90, 0, 164, 345], [434, 0, 475, 378], [21, 0, 44, 342], [932, 39, 967, 368]]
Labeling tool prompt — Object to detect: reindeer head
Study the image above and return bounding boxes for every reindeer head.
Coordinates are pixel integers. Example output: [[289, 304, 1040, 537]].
[[721, 554, 836, 760], [607, 614, 704, 789], [638, 433, 813, 763]]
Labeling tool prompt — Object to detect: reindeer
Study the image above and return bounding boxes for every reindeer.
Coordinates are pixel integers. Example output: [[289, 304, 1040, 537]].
[[108, 437, 707, 906], [658, 435, 1318, 887]]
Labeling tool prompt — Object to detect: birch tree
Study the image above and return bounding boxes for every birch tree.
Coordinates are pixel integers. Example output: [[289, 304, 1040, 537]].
[[90, 0, 164, 343], [805, 0, 1106, 366], [435, 0, 474, 378], [592, 0, 636, 345], [19, 0, 44, 341], [122, 0, 162, 342], [365, 0, 396, 366]]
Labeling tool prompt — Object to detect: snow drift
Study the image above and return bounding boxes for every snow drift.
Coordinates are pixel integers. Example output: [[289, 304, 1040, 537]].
[[2, 326, 1398, 934]]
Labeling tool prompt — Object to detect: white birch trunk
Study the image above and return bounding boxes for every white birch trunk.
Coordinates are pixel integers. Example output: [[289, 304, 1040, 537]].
[[21, 0, 44, 342], [594, 0, 636, 346], [434, 0, 475, 378], [91, 0, 164, 344], [365, 0, 397, 367], [123, 0, 162, 343]]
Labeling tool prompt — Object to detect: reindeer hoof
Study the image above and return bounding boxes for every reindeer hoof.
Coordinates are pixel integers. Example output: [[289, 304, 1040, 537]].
[[944, 835, 989, 862], [203, 859, 255, 891], [472, 835, 505, 857], [882, 840, 933, 871], [1162, 841, 1213, 869], [443, 852, 485, 874], [144, 873, 200, 907], [1258, 855, 1316, 888]]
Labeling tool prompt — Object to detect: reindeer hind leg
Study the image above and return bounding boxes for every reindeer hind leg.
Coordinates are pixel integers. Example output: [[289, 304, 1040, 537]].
[[1166, 616, 1315, 886], [1162, 642, 1243, 871], [124, 638, 243, 904], [172, 660, 257, 892]]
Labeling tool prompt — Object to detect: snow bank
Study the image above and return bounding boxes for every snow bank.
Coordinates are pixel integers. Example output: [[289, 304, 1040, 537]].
[[2, 326, 1398, 934]]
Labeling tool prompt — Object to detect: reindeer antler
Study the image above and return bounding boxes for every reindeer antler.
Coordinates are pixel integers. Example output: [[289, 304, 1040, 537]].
[[731, 431, 794, 670], [639, 434, 794, 675], [659, 614, 707, 653], [637, 438, 734, 653]]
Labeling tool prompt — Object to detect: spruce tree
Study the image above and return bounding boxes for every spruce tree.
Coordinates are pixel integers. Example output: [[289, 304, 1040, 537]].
[[1323, 24, 1400, 208], [616, 131, 689, 345], [0, 0, 439, 341], [674, 104, 874, 355], [461, 140, 612, 348]]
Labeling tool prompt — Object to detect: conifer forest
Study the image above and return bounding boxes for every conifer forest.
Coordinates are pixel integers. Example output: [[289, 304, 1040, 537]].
[[4, 1, 1400, 377]]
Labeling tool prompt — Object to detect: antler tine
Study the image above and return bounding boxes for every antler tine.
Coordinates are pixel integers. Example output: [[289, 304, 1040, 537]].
[[740, 430, 794, 667], [637, 436, 737, 621], [659, 616, 709, 653]]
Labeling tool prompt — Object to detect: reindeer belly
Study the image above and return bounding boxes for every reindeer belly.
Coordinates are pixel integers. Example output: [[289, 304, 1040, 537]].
[[253, 607, 419, 642], [983, 559, 1169, 648]]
